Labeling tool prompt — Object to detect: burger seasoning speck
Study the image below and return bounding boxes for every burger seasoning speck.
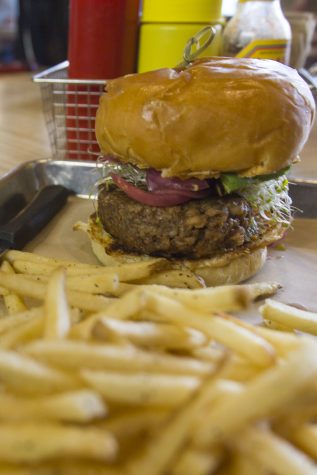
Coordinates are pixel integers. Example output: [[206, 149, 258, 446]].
[[222, 0, 292, 64]]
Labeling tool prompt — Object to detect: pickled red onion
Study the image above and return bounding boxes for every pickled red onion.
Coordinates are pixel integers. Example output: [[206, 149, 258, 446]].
[[111, 174, 210, 207], [146, 168, 209, 192]]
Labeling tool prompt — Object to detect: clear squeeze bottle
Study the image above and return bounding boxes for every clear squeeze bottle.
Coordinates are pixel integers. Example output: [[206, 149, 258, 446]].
[[222, 0, 292, 64]]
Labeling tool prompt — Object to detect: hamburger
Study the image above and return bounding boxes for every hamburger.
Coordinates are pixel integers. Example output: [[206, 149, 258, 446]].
[[82, 57, 315, 286]]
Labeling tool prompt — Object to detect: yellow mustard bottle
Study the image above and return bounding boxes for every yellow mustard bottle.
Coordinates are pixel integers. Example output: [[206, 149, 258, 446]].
[[222, 0, 292, 64], [138, 0, 224, 73]]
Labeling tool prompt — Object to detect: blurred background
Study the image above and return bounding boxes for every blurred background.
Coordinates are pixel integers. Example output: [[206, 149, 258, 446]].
[[0, 0, 68, 72], [0, 0, 316, 72], [281, 0, 317, 67]]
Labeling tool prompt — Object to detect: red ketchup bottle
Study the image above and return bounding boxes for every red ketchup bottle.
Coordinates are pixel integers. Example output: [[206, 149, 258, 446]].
[[67, 0, 140, 160]]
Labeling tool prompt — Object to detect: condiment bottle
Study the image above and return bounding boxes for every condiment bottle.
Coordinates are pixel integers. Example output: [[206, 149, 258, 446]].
[[138, 0, 224, 73], [222, 0, 292, 64], [66, 0, 140, 161], [68, 0, 140, 79]]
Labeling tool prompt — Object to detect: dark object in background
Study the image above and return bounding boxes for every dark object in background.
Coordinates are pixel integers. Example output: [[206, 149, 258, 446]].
[[281, 0, 317, 66], [17, 0, 69, 68], [0, 194, 26, 226], [0, 185, 72, 255]]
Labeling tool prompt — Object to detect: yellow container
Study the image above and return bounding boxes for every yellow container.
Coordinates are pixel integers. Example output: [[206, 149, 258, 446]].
[[142, 0, 223, 23], [138, 23, 223, 72], [138, 0, 224, 73]]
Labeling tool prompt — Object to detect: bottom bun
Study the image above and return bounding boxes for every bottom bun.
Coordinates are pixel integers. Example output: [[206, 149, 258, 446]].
[[183, 247, 267, 286], [74, 218, 267, 286]]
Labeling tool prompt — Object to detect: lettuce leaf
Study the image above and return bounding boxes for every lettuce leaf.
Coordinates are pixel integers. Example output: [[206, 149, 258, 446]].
[[220, 167, 290, 194]]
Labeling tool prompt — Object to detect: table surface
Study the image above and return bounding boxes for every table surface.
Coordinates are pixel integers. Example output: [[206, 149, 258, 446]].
[[0, 72, 51, 176], [0, 72, 316, 179]]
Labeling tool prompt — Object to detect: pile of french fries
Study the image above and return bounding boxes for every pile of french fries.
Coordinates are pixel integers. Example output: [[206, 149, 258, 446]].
[[0, 250, 317, 474]]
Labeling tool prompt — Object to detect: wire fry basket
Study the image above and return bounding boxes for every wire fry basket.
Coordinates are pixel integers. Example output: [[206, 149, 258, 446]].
[[33, 61, 105, 160]]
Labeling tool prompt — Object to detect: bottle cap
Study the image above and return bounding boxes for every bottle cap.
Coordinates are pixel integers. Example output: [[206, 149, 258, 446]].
[[142, 0, 223, 23]]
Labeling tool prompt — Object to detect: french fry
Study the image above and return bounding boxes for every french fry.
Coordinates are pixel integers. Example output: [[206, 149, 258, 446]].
[[0, 348, 80, 394], [2, 249, 317, 474], [136, 269, 204, 289], [191, 346, 226, 363], [291, 423, 317, 459], [0, 315, 43, 349], [188, 379, 244, 456], [261, 299, 317, 335], [235, 426, 317, 475], [219, 310, 300, 364], [100, 408, 169, 439], [170, 381, 241, 475], [143, 284, 250, 312], [227, 453, 268, 475], [66, 291, 113, 312], [70, 288, 148, 339], [255, 326, 300, 356], [123, 362, 225, 475], [0, 465, 28, 475], [1, 261, 27, 314], [0, 389, 106, 422], [263, 318, 295, 332], [221, 355, 262, 382], [0, 461, 122, 475], [144, 291, 275, 367], [92, 318, 207, 351], [0, 271, 112, 312], [108, 281, 139, 297], [12, 259, 91, 276], [12, 257, 167, 281], [171, 448, 222, 475], [277, 402, 317, 428], [143, 281, 280, 313], [23, 339, 211, 376], [0, 307, 42, 335], [66, 272, 120, 294], [82, 370, 201, 407], [0, 308, 83, 350], [0, 423, 117, 463], [244, 281, 282, 300], [5, 250, 98, 268], [214, 311, 300, 357], [194, 340, 317, 449], [0, 286, 9, 297], [23, 271, 120, 295], [44, 268, 71, 339]]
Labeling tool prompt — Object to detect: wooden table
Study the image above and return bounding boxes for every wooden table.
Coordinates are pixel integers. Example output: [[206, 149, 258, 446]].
[[0, 71, 316, 179], [0, 73, 50, 176]]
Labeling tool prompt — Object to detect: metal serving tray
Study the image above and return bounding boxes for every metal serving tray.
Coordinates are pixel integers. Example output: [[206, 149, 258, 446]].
[[0, 159, 102, 204], [0, 158, 317, 218]]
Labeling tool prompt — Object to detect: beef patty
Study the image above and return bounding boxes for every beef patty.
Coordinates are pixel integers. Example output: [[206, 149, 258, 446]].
[[97, 187, 266, 259]]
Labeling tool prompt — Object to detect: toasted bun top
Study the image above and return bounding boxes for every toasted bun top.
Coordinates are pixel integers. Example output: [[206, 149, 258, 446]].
[[96, 57, 315, 178]]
